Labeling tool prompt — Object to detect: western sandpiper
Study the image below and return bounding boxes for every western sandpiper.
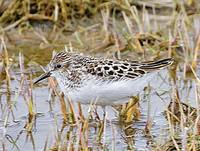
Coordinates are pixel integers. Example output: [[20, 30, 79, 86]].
[[34, 51, 173, 106]]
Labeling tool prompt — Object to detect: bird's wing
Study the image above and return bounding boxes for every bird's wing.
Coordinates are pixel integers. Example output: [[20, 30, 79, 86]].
[[85, 58, 174, 80]]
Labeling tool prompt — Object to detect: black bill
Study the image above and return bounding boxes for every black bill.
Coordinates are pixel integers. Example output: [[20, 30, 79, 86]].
[[34, 71, 51, 84]]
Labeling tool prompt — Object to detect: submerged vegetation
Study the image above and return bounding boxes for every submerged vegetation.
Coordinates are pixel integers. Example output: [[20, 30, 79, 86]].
[[0, 0, 200, 150]]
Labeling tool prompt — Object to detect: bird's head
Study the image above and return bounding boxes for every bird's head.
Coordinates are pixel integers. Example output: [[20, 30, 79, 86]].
[[34, 51, 73, 84]]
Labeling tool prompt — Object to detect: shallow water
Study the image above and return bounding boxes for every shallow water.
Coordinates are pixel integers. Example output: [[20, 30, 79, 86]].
[[1, 49, 197, 151]]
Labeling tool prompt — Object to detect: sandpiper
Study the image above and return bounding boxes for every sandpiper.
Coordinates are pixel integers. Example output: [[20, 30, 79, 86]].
[[34, 51, 173, 106]]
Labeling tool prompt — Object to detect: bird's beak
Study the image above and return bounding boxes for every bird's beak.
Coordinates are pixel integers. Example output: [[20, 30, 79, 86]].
[[34, 71, 52, 84]]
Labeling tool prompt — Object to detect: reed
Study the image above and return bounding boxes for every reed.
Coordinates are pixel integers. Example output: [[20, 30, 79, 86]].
[[0, 0, 200, 150]]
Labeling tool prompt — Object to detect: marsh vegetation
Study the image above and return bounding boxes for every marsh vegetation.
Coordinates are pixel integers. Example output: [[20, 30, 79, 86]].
[[0, 0, 200, 150]]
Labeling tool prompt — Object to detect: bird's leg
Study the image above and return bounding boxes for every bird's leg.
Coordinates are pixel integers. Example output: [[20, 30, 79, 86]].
[[101, 106, 107, 145], [102, 106, 106, 120]]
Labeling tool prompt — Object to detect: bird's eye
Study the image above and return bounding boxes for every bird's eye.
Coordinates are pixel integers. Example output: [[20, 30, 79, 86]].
[[56, 64, 62, 68]]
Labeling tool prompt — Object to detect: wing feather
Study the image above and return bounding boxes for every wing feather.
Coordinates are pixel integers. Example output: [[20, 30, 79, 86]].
[[85, 58, 173, 80]]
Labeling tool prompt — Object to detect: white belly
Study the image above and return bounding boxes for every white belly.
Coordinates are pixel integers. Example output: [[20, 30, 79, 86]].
[[62, 72, 157, 106]]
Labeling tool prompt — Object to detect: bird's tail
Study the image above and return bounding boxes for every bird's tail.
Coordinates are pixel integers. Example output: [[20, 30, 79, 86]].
[[140, 58, 174, 70]]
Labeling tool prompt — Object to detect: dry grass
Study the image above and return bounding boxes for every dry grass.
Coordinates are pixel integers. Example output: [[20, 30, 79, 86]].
[[0, 0, 200, 150]]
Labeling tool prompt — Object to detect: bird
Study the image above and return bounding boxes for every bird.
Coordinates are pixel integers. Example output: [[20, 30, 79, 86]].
[[34, 51, 174, 106]]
